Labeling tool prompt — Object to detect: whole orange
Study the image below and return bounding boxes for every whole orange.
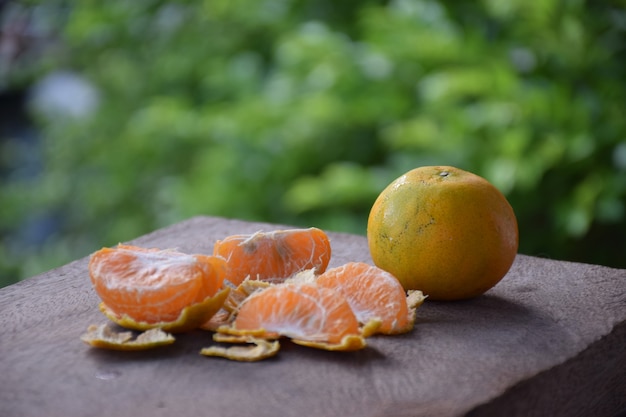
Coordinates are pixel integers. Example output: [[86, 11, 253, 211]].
[[367, 166, 518, 300]]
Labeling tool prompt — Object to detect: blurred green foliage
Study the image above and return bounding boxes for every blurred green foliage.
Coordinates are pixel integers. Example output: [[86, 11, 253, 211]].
[[1, 0, 625, 288]]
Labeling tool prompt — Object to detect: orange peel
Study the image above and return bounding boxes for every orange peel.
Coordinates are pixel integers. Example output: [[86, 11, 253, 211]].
[[222, 278, 272, 314], [199, 279, 272, 331], [80, 324, 175, 351], [200, 336, 280, 362], [292, 335, 366, 351], [213, 325, 281, 340]]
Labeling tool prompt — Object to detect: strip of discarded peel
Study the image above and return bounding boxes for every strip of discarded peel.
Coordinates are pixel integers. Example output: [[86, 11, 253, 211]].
[[200, 337, 280, 361], [360, 318, 383, 338], [214, 324, 281, 340], [292, 334, 367, 352], [395, 290, 426, 332], [407, 290, 427, 309], [213, 333, 254, 343], [80, 324, 175, 351]]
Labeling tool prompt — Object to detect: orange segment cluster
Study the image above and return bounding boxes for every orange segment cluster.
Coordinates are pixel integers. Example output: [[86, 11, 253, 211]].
[[89, 245, 227, 325], [212, 227, 331, 285], [83, 227, 426, 360], [233, 283, 361, 345], [212, 261, 423, 346], [317, 262, 416, 335]]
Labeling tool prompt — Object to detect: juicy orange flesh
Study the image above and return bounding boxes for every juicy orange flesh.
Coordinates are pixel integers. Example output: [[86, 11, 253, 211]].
[[233, 283, 359, 344], [316, 262, 411, 334], [213, 228, 331, 285], [100, 286, 231, 333], [89, 245, 227, 323], [84, 226, 428, 358]]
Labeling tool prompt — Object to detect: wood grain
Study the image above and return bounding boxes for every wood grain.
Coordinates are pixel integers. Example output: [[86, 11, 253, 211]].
[[1, 216, 624, 417]]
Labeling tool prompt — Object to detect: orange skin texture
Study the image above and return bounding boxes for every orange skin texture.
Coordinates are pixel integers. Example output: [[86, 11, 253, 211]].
[[367, 166, 519, 301], [89, 245, 227, 323], [213, 228, 331, 285]]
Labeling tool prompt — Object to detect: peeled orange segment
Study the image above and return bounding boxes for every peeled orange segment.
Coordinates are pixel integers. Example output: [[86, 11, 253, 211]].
[[200, 337, 280, 362], [316, 262, 420, 335], [213, 228, 332, 286], [291, 318, 381, 351], [89, 245, 228, 325], [100, 287, 230, 333], [229, 283, 361, 346], [80, 324, 175, 351]]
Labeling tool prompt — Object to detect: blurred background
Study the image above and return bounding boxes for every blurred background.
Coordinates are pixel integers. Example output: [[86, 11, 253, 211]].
[[1, 0, 625, 288]]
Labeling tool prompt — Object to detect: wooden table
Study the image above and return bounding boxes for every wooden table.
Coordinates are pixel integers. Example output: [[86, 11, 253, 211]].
[[1, 216, 625, 417]]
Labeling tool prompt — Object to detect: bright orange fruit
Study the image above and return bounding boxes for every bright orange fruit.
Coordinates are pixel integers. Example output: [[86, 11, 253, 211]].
[[316, 262, 417, 334], [230, 283, 361, 347], [367, 166, 518, 300], [213, 228, 331, 285], [89, 244, 228, 326]]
